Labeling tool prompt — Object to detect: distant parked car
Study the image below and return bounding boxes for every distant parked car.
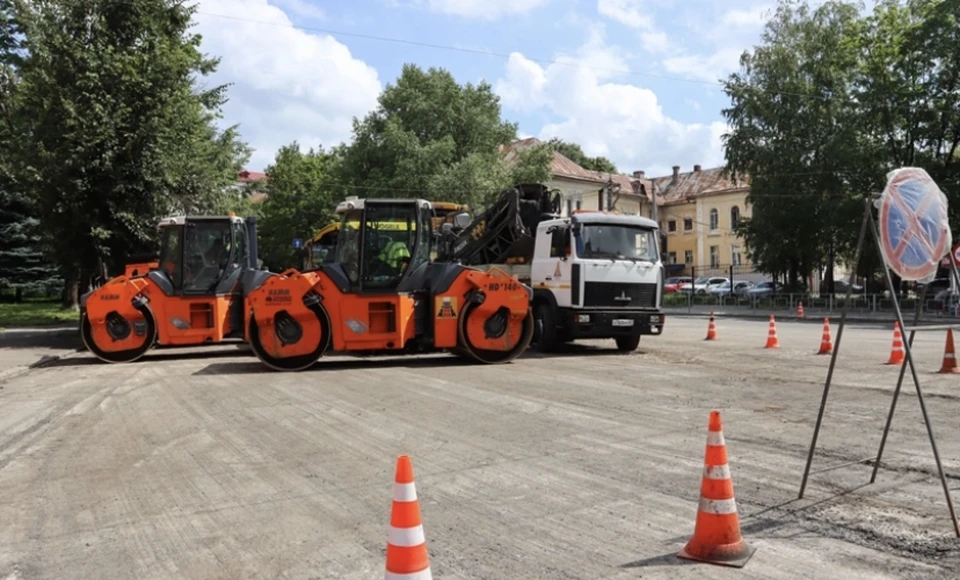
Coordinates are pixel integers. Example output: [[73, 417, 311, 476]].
[[820, 279, 865, 294], [704, 277, 730, 293], [709, 280, 753, 296], [746, 281, 779, 297], [733, 281, 755, 296], [664, 276, 691, 294], [682, 276, 729, 295]]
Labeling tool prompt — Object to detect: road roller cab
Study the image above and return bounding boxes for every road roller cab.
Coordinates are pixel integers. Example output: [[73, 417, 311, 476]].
[[245, 196, 535, 371], [80, 213, 264, 363]]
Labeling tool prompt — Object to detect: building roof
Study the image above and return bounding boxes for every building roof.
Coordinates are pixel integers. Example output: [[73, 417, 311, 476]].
[[501, 137, 608, 184], [649, 165, 750, 206], [238, 170, 267, 183], [500, 137, 651, 201]]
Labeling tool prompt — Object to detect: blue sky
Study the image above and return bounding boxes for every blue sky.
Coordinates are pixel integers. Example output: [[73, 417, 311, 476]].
[[193, 0, 787, 178]]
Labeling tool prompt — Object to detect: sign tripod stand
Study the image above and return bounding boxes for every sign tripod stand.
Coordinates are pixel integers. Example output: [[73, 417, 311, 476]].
[[798, 195, 960, 537]]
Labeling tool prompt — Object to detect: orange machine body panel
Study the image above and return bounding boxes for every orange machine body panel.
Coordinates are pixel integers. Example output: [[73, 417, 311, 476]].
[[124, 261, 159, 278], [139, 287, 239, 346]]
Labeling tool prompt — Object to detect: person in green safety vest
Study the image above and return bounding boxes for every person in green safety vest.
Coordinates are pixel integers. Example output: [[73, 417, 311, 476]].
[[378, 239, 411, 272]]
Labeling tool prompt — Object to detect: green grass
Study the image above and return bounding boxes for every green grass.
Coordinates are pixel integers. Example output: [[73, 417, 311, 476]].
[[0, 300, 80, 329]]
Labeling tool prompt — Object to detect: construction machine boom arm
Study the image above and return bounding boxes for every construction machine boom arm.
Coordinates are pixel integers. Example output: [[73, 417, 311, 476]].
[[439, 183, 561, 266]]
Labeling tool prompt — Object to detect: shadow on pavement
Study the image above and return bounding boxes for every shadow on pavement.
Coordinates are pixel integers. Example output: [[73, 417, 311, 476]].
[[0, 326, 82, 350], [191, 342, 646, 375], [41, 346, 249, 368]]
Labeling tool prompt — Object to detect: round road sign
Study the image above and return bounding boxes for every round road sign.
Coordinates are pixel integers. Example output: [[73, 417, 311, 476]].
[[877, 167, 951, 282]]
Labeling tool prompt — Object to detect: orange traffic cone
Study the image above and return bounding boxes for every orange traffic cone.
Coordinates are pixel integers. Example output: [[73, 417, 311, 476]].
[[385, 455, 432, 580], [705, 313, 718, 341], [764, 315, 780, 349], [678, 410, 756, 568], [938, 329, 960, 374], [796, 301, 805, 319], [886, 322, 904, 365], [817, 318, 832, 355]]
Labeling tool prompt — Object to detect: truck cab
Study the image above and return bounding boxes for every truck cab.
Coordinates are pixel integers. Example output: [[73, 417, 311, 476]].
[[529, 211, 665, 351]]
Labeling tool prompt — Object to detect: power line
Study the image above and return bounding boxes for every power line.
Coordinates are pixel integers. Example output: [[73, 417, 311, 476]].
[[193, 10, 833, 102]]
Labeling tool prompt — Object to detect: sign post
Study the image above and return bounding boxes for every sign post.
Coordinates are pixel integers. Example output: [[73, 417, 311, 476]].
[[798, 167, 960, 537]]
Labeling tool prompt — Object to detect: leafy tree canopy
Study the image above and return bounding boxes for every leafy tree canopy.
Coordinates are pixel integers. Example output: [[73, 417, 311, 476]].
[[10, 0, 251, 306], [256, 142, 338, 271], [336, 63, 551, 208], [722, 0, 960, 288], [546, 137, 618, 174]]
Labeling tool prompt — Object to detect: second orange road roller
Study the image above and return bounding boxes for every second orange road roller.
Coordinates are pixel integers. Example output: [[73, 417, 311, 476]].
[[245, 196, 534, 370]]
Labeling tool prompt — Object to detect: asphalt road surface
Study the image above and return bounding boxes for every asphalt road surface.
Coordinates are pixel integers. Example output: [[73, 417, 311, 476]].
[[2, 315, 960, 579]]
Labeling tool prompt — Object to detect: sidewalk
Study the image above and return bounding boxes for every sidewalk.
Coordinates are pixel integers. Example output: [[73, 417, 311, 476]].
[[663, 305, 955, 326]]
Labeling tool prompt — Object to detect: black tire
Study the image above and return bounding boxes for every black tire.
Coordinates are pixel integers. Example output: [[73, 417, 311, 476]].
[[533, 302, 558, 353], [615, 333, 641, 352]]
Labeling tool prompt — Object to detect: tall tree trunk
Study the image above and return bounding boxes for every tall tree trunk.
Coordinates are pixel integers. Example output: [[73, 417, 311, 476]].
[[826, 239, 835, 294], [61, 266, 80, 310]]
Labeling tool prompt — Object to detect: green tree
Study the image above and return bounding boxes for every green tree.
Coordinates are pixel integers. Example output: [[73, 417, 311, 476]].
[[856, 0, 960, 226], [11, 0, 250, 308], [0, 190, 60, 301], [0, 1, 57, 302], [257, 142, 338, 271], [723, 0, 960, 292], [337, 63, 550, 208], [722, 0, 876, 290], [546, 137, 618, 174]]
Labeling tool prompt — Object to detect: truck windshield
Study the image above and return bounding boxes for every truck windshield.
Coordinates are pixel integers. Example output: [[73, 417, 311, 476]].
[[576, 224, 659, 262]]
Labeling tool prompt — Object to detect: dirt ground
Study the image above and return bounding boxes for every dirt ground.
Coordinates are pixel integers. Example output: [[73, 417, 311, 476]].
[[1, 315, 959, 579]]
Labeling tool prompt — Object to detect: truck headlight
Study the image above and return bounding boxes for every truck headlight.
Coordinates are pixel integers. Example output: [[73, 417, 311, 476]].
[[577, 314, 590, 323]]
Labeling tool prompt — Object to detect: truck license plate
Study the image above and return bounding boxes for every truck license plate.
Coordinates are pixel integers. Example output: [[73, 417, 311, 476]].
[[612, 319, 634, 327]]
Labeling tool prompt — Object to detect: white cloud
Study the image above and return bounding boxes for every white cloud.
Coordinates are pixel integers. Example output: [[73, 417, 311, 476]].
[[721, 4, 772, 27], [396, 0, 552, 19], [639, 30, 668, 53], [597, 0, 673, 56], [494, 35, 728, 178], [194, 0, 382, 170], [597, 0, 653, 29], [268, 0, 326, 21], [662, 47, 745, 83]]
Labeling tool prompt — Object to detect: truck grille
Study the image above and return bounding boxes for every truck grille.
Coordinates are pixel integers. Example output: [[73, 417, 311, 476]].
[[583, 282, 658, 308]]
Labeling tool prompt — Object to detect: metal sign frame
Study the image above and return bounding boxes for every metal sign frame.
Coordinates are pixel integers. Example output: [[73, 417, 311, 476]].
[[798, 195, 960, 537]]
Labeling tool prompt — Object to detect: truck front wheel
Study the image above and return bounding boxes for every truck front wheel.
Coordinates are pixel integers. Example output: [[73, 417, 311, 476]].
[[615, 334, 641, 352], [533, 303, 559, 353]]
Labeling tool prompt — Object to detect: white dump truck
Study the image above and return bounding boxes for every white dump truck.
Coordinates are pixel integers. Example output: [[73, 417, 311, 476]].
[[439, 183, 665, 352]]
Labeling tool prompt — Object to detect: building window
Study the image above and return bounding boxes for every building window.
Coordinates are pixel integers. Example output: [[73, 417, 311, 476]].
[[567, 199, 573, 216], [668, 251, 677, 264], [710, 245, 719, 268], [575, 200, 582, 210], [731, 245, 742, 266], [683, 217, 693, 232], [667, 219, 677, 232], [684, 250, 693, 264], [730, 206, 740, 228], [709, 208, 719, 232]]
